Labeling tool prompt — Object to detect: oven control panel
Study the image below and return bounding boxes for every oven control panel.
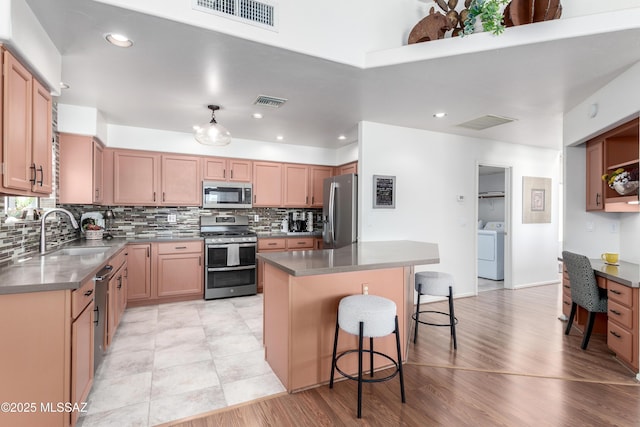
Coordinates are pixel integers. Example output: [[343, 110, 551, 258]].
[[204, 236, 257, 244]]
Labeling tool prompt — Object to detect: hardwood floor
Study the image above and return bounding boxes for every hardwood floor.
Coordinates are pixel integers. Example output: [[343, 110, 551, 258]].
[[162, 284, 640, 426]]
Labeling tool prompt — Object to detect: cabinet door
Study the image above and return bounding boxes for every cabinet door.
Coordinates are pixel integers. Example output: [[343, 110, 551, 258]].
[[156, 252, 203, 297], [127, 244, 152, 301], [93, 141, 104, 203], [229, 159, 252, 182], [113, 150, 160, 205], [161, 154, 201, 205], [253, 161, 283, 207], [71, 301, 94, 427], [31, 78, 52, 195], [119, 262, 128, 317], [2, 50, 33, 192], [203, 157, 227, 180], [59, 133, 93, 204], [283, 164, 309, 207], [309, 166, 332, 207], [336, 162, 357, 176], [586, 140, 604, 211]]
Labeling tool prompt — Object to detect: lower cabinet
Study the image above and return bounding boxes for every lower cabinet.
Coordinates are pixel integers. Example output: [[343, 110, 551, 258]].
[[107, 249, 128, 348], [127, 240, 204, 306], [606, 280, 639, 371], [257, 237, 319, 293]]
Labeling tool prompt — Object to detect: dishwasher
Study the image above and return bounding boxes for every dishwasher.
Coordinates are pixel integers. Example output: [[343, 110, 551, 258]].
[[94, 264, 114, 372]]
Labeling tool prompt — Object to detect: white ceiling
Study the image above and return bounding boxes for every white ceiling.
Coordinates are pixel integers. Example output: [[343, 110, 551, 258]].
[[24, 0, 640, 150]]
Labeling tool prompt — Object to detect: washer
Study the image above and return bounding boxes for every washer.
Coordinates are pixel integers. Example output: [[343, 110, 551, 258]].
[[478, 222, 504, 280]]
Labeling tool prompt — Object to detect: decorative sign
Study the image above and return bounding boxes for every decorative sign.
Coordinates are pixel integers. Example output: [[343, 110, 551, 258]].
[[522, 176, 551, 223], [373, 175, 396, 209]]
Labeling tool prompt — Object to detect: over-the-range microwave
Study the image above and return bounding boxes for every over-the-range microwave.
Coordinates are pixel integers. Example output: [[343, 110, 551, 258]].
[[202, 181, 253, 209]]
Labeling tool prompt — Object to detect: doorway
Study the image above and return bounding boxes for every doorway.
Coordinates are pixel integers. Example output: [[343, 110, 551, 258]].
[[476, 164, 511, 293]]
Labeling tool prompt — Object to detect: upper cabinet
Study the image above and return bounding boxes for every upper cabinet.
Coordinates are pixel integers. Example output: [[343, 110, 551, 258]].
[[253, 161, 282, 207], [113, 149, 201, 206], [586, 118, 639, 213], [309, 166, 332, 207], [335, 161, 357, 176], [1, 48, 52, 196], [59, 133, 104, 204], [203, 157, 252, 182], [283, 164, 332, 208]]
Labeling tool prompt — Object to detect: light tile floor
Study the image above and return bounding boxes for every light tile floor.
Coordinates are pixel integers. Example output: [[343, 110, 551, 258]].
[[478, 277, 504, 292], [77, 294, 285, 427]]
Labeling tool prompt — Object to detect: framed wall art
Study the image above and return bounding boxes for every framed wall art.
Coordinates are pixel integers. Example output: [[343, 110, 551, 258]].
[[522, 176, 551, 223], [373, 175, 395, 208]]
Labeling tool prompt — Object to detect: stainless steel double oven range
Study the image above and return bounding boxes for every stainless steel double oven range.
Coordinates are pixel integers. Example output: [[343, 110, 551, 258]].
[[201, 215, 257, 300]]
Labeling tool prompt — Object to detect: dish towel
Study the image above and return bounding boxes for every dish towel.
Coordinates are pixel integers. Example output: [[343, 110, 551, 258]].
[[227, 244, 240, 266]]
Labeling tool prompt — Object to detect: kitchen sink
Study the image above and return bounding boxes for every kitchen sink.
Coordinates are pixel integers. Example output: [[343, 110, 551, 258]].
[[55, 247, 111, 256]]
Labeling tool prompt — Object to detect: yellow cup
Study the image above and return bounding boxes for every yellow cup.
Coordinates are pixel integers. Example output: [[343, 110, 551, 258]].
[[601, 252, 619, 264]]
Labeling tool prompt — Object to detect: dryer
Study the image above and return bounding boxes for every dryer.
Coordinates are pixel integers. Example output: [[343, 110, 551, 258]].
[[478, 221, 504, 280]]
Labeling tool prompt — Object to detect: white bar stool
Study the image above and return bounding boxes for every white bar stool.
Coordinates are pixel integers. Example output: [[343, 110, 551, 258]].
[[329, 294, 405, 419], [413, 271, 458, 349]]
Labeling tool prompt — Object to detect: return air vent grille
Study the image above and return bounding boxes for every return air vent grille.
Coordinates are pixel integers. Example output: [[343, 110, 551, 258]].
[[193, 0, 277, 30], [254, 95, 287, 108], [456, 115, 516, 130]]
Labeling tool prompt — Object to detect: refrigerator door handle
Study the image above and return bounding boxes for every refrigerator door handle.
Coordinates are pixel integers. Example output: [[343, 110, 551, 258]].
[[329, 181, 337, 244]]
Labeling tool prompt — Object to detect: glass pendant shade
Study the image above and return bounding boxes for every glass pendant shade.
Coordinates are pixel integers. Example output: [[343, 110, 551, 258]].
[[195, 105, 231, 146]]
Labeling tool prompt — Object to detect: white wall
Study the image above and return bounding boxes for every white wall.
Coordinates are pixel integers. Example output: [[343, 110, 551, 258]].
[[562, 0, 640, 19], [358, 121, 560, 298], [563, 62, 640, 264]]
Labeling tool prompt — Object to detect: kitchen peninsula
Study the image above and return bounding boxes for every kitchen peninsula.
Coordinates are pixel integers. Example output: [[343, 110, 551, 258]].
[[258, 240, 439, 392]]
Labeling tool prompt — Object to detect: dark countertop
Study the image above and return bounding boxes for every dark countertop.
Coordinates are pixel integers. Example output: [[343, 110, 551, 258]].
[[258, 240, 440, 277], [591, 259, 640, 288], [0, 236, 203, 295]]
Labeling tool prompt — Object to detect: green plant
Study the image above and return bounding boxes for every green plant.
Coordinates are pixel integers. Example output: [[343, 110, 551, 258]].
[[602, 168, 639, 188], [462, 0, 510, 36]]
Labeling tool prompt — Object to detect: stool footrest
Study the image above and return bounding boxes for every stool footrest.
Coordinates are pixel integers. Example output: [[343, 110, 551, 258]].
[[334, 349, 400, 384], [412, 310, 458, 327]]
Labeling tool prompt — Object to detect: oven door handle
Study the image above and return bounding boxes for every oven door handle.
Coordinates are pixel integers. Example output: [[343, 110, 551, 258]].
[[207, 265, 256, 272], [207, 243, 257, 249]]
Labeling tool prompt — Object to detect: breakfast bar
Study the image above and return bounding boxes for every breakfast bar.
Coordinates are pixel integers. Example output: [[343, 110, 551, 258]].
[[258, 240, 440, 392]]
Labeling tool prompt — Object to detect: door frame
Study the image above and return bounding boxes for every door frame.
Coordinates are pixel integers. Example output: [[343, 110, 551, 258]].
[[475, 163, 512, 292]]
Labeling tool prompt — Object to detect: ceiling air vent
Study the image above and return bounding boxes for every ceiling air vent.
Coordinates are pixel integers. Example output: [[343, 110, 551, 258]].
[[254, 95, 287, 108], [456, 115, 516, 130], [193, 0, 277, 31]]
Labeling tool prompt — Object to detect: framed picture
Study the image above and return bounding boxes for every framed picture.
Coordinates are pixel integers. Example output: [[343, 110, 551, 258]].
[[373, 175, 395, 208], [522, 176, 551, 223]]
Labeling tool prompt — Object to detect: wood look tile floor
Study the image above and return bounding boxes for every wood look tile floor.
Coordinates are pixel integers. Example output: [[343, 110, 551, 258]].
[[165, 284, 640, 427], [77, 294, 285, 427]]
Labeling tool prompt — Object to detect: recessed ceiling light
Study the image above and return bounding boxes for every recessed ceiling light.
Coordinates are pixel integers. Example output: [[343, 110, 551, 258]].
[[105, 33, 133, 48], [338, 135, 346, 140], [433, 112, 447, 118], [276, 135, 284, 141], [252, 113, 263, 119], [59, 82, 70, 90]]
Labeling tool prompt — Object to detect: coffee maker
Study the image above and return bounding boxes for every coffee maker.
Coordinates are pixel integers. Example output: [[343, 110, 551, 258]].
[[288, 212, 306, 232]]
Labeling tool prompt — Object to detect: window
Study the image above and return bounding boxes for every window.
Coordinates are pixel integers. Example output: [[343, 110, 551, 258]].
[[4, 196, 39, 220]]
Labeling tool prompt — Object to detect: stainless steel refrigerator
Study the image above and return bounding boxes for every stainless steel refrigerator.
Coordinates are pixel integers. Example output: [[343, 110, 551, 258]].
[[322, 173, 357, 248]]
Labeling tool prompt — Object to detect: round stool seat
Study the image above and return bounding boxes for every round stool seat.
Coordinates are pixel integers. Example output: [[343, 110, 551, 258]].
[[338, 295, 396, 338], [415, 271, 455, 296]]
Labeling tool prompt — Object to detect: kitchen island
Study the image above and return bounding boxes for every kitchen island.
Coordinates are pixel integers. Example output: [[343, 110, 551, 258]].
[[258, 240, 439, 392]]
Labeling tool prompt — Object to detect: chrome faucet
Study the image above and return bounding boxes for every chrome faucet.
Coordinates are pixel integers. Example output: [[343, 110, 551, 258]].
[[40, 208, 80, 254]]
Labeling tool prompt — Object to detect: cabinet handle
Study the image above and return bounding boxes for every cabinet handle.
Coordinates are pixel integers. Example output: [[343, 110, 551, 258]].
[[230, 170, 233, 179], [596, 193, 601, 206], [610, 309, 621, 316], [297, 241, 305, 245], [163, 192, 166, 202], [117, 276, 122, 289], [610, 289, 622, 295], [563, 301, 570, 306], [175, 246, 187, 249], [254, 195, 256, 203], [29, 164, 36, 185], [268, 242, 277, 246], [153, 192, 156, 202], [563, 285, 570, 289], [223, 169, 226, 178], [84, 289, 94, 297], [95, 188, 100, 200], [199, 256, 202, 266], [306, 196, 308, 204], [124, 268, 128, 278], [37, 165, 44, 186], [94, 305, 99, 325], [312, 196, 315, 204], [610, 331, 621, 339], [146, 247, 150, 257]]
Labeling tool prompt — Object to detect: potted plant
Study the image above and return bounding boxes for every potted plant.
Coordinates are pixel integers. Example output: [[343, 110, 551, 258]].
[[462, 0, 511, 36], [602, 167, 639, 196]]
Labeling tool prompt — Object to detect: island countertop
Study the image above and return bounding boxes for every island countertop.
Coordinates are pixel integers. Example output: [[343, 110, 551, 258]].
[[257, 240, 440, 276]]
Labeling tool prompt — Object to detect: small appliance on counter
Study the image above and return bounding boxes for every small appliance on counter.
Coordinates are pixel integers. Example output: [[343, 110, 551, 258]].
[[287, 211, 307, 232]]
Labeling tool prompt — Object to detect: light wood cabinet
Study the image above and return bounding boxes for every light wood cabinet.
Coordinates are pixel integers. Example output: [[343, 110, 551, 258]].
[[107, 249, 127, 348], [203, 157, 252, 182], [156, 242, 203, 298], [127, 241, 203, 306], [309, 166, 332, 207], [586, 118, 639, 212], [257, 237, 318, 292], [561, 263, 608, 334], [59, 133, 105, 204], [126, 243, 152, 302], [586, 139, 604, 211], [607, 280, 639, 370], [287, 237, 314, 251], [283, 164, 309, 207], [253, 161, 283, 207], [113, 149, 201, 206], [71, 292, 94, 427], [335, 161, 357, 176], [1, 48, 52, 196], [161, 154, 201, 205]]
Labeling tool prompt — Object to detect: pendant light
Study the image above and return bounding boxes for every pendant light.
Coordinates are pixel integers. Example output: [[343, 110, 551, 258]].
[[194, 105, 231, 146]]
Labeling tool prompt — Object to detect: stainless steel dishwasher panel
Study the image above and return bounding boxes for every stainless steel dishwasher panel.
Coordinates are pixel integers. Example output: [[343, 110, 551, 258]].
[[93, 264, 113, 372]]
